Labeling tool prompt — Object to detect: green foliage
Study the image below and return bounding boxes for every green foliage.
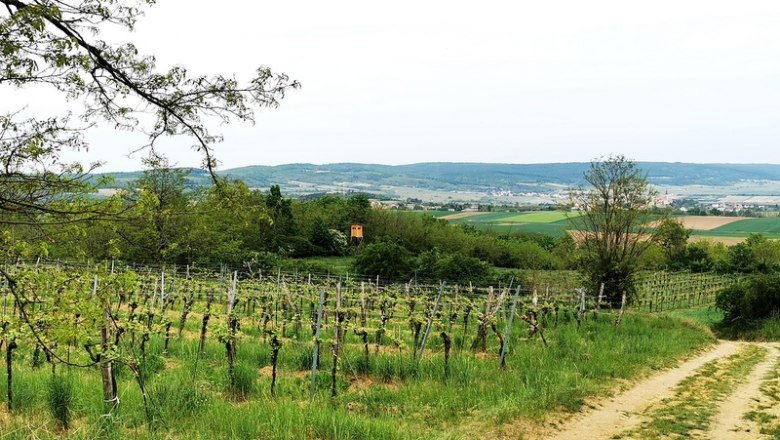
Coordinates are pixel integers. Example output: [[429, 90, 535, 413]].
[[653, 217, 691, 265], [416, 251, 490, 283], [680, 240, 730, 272], [119, 157, 193, 264], [637, 243, 666, 270], [308, 217, 347, 256], [353, 241, 415, 280], [716, 274, 780, 324], [570, 156, 655, 303]]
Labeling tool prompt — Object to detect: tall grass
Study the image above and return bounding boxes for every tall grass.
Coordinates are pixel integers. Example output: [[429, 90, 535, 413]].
[[0, 312, 713, 439]]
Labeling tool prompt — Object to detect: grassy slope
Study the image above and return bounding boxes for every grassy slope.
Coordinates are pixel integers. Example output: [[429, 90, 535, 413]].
[[0, 313, 714, 439], [669, 305, 780, 342]]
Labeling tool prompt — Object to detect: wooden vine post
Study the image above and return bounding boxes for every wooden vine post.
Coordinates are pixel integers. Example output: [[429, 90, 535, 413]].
[[499, 286, 521, 369], [96, 275, 118, 411], [310, 289, 325, 401], [330, 283, 343, 398], [575, 288, 586, 329], [225, 271, 239, 391], [615, 291, 627, 327], [417, 282, 444, 362], [595, 283, 604, 317], [5, 336, 16, 411]]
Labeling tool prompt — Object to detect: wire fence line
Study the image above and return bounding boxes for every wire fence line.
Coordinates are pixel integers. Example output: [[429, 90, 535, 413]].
[[2, 258, 738, 313]]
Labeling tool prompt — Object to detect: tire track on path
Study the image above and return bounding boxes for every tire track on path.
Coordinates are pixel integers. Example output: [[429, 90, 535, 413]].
[[547, 340, 741, 440], [707, 343, 780, 439]]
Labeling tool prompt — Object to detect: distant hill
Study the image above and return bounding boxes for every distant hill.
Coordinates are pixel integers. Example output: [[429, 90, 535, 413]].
[[93, 162, 780, 200]]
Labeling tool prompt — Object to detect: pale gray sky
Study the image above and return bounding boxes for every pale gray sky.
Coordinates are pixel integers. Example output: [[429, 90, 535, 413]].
[[8, 0, 780, 171]]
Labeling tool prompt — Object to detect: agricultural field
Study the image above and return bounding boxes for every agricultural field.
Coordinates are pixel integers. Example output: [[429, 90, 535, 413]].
[[666, 216, 746, 231], [707, 218, 780, 237], [433, 210, 576, 236], [430, 210, 780, 244], [658, 215, 780, 243], [0, 265, 723, 439]]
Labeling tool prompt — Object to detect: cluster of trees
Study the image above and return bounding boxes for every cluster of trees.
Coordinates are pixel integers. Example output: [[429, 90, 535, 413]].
[[4, 156, 780, 289], [1, 158, 577, 280], [2, 155, 779, 295], [4, 160, 368, 267], [646, 222, 780, 274], [565, 156, 780, 304]]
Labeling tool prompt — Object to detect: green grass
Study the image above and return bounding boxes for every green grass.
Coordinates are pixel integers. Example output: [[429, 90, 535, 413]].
[[418, 210, 457, 218], [0, 313, 714, 439], [445, 211, 574, 224], [716, 318, 780, 342], [284, 256, 354, 275], [690, 229, 779, 239], [669, 307, 725, 329], [419, 210, 577, 235], [667, 305, 780, 342], [744, 357, 780, 437]]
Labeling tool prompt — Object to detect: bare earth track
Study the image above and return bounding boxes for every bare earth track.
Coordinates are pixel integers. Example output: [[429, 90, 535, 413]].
[[546, 340, 780, 440], [708, 344, 780, 439]]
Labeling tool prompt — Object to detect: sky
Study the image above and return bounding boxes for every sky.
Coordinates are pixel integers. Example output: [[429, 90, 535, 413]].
[[6, 0, 780, 171]]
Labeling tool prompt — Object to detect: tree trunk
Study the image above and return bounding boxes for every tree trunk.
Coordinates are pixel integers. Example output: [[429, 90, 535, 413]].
[[6, 339, 16, 411]]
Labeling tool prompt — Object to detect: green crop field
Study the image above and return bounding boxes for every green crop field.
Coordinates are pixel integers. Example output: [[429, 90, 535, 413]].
[[436, 211, 576, 236], [710, 218, 780, 235], [487, 211, 575, 224], [445, 211, 516, 223], [480, 222, 570, 236], [422, 210, 457, 218]]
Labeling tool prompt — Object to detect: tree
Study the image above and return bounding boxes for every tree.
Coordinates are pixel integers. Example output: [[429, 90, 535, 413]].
[[0, 0, 298, 225], [187, 178, 267, 266], [569, 155, 655, 304], [264, 184, 297, 253], [0, 3, 298, 413], [652, 217, 690, 267], [119, 156, 192, 263], [0, 112, 118, 252]]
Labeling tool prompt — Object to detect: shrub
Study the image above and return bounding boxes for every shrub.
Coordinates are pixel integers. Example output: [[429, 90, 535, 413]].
[[716, 274, 780, 323], [434, 253, 490, 284], [353, 241, 415, 280]]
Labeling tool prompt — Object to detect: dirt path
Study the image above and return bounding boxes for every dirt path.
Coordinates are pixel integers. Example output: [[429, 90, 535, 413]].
[[547, 341, 743, 440], [707, 343, 780, 439]]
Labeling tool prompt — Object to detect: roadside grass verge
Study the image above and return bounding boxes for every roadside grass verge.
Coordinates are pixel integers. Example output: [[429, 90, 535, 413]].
[[668, 305, 780, 342]]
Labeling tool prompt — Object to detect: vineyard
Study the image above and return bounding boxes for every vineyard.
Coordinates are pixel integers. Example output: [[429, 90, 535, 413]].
[[0, 263, 726, 439]]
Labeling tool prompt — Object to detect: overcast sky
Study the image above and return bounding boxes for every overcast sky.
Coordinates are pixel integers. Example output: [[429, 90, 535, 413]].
[[9, 0, 780, 171]]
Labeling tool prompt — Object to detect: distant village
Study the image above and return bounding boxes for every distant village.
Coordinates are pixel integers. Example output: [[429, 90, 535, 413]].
[[368, 190, 780, 217]]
